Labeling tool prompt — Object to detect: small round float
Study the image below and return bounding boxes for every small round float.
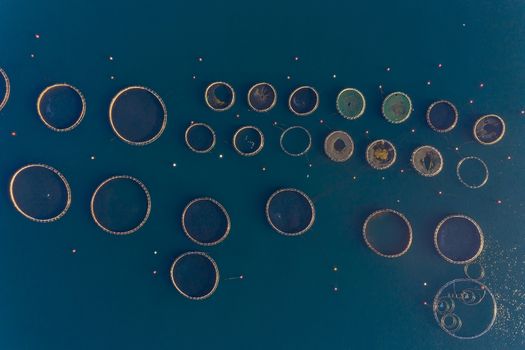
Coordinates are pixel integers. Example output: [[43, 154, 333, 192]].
[[266, 188, 315, 236], [247, 82, 277, 112], [205, 82, 235, 111], [473, 114, 505, 145], [185, 122, 216, 153], [434, 215, 484, 264], [426, 100, 458, 132], [336, 88, 366, 120], [288, 86, 319, 116], [366, 139, 397, 170], [170, 251, 220, 300], [382, 92, 412, 123], [37, 83, 87, 132], [411, 145, 444, 177], [182, 197, 231, 246], [362, 209, 413, 258], [323, 130, 354, 162]]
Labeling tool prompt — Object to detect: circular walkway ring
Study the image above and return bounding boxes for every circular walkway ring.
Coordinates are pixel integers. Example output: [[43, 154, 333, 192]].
[[336, 88, 366, 120], [456, 156, 489, 189], [362, 209, 413, 258], [265, 188, 316, 236], [434, 214, 484, 265], [37, 83, 87, 132], [279, 126, 312, 157], [205, 81, 235, 112], [0, 67, 11, 112], [185, 122, 216, 154], [323, 130, 354, 162], [9, 163, 72, 223], [288, 86, 319, 116], [182, 197, 231, 246], [382, 91, 412, 124], [366, 139, 397, 170], [170, 251, 220, 300], [109, 86, 167, 146], [426, 100, 459, 133], [247, 82, 277, 112], [411, 145, 444, 177], [90, 175, 151, 235], [473, 114, 506, 145], [232, 125, 264, 156]]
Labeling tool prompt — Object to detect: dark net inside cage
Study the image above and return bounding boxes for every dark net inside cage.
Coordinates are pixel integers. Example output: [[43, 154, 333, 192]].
[[248, 83, 276, 111], [172, 252, 218, 299], [39, 85, 84, 130], [183, 199, 229, 245], [435, 216, 483, 263], [267, 189, 314, 235], [289, 87, 318, 115]]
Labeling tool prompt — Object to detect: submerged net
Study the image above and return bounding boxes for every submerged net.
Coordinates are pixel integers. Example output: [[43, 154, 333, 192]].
[[288, 86, 319, 116], [366, 139, 397, 170], [185, 122, 216, 153], [170, 251, 219, 300], [205, 82, 235, 111], [9, 164, 71, 223], [382, 92, 412, 123], [233, 125, 264, 156], [182, 197, 231, 246], [411, 145, 443, 177], [362, 209, 412, 258], [248, 82, 276, 112], [323, 130, 354, 162], [266, 188, 315, 236], [37, 83, 86, 132], [0, 67, 10, 112], [109, 86, 167, 145], [279, 126, 312, 157], [336, 88, 366, 120], [473, 114, 506, 145], [434, 215, 484, 264], [91, 175, 151, 235], [426, 100, 458, 132]]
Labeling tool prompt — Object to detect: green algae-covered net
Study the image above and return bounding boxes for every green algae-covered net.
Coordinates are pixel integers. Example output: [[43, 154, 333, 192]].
[[288, 86, 319, 116], [247, 82, 277, 112], [170, 251, 220, 300], [473, 114, 506, 145], [324, 130, 354, 162], [426, 100, 458, 133], [9, 164, 71, 223], [109, 86, 167, 146], [0, 67, 10, 112], [362, 209, 413, 258], [336, 88, 366, 120], [91, 175, 151, 235], [185, 122, 216, 153], [182, 197, 231, 246], [233, 125, 264, 156], [266, 188, 315, 236], [366, 139, 397, 170], [434, 215, 484, 264], [37, 83, 86, 132], [205, 81, 235, 111], [382, 91, 412, 123]]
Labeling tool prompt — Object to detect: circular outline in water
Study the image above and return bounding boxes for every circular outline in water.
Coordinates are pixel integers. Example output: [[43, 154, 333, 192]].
[[265, 188, 316, 236], [456, 156, 489, 189], [181, 197, 231, 246], [205, 81, 235, 112], [336, 88, 366, 120], [366, 139, 397, 170], [109, 86, 168, 146], [426, 100, 459, 133], [362, 209, 413, 258], [411, 145, 444, 177], [232, 125, 265, 156], [381, 91, 412, 124], [279, 126, 312, 157], [185, 122, 216, 154], [37, 83, 87, 132], [432, 278, 497, 339], [90, 175, 151, 235], [434, 214, 484, 264], [473, 114, 506, 145], [288, 86, 319, 116], [464, 262, 485, 280], [247, 82, 277, 112], [0, 67, 11, 112], [170, 251, 220, 300], [9, 163, 72, 223], [323, 130, 354, 162]]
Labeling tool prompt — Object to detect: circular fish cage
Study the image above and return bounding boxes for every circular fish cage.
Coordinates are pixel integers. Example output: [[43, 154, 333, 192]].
[[336, 88, 366, 120], [426, 100, 459, 133], [434, 215, 484, 264], [233, 125, 264, 156], [185, 122, 216, 153], [323, 130, 354, 162], [456, 156, 489, 189], [362, 209, 413, 258], [170, 251, 219, 300], [366, 139, 397, 170], [247, 82, 277, 112], [9, 164, 71, 223], [109, 86, 167, 146], [182, 197, 231, 246], [382, 92, 412, 123], [288, 86, 319, 116], [473, 114, 506, 145], [433, 278, 497, 339], [0, 67, 11, 112], [411, 145, 444, 177], [37, 83, 87, 132], [464, 262, 486, 281], [90, 175, 151, 235], [266, 188, 315, 236], [279, 126, 312, 157], [205, 82, 235, 111]]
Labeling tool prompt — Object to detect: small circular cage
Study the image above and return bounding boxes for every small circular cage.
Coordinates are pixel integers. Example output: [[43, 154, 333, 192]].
[[411, 145, 444, 177], [288, 86, 319, 116], [426, 100, 459, 133], [247, 82, 277, 112], [366, 139, 397, 170], [170, 251, 220, 300], [90, 175, 151, 235], [362, 209, 413, 258], [185, 122, 216, 153], [109, 86, 167, 146], [233, 125, 264, 156], [473, 114, 505, 145], [279, 126, 312, 157], [9, 164, 71, 223], [182, 197, 231, 246], [382, 92, 412, 123], [336, 88, 366, 120], [456, 156, 489, 189], [37, 83, 86, 132], [464, 262, 485, 281], [266, 188, 315, 236], [434, 214, 484, 264], [205, 82, 235, 111], [323, 130, 354, 162], [0, 67, 11, 112]]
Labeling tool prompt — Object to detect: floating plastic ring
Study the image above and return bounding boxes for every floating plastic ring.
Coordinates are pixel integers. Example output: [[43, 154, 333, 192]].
[[247, 82, 277, 112], [288, 86, 319, 116], [456, 156, 489, 189], [170, 251, 220, 300], [205, 82, 235, 111], [37, 83, 87, 132], [182, 197, 231, 246], [185, 122, 216, 153], [279, 126, 312, 157]]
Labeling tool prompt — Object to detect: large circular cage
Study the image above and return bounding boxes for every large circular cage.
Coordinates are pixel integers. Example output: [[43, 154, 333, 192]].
[[288, 86, 319, 116], [0, 67, 11, 112], [232, 125, 264, 156], [473, 114, 506, 145], [382, 92, 412, 123], [170, 251, 220, 300], [205, 81, 235, 111], [426, 100, 459, 133], [366, 139, 397, 170], [37, 83, 87, 132], [185, 122, 216, 153], [323, 130, 354, 162], [434, 214, 484, 264], [247, 82, 277, 112], [266, 188, 316, 236], [411, 145, 444, 177], [182, 197, 231, 246], [362, 209, 413, 258], [336, 88, 366, 120]]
